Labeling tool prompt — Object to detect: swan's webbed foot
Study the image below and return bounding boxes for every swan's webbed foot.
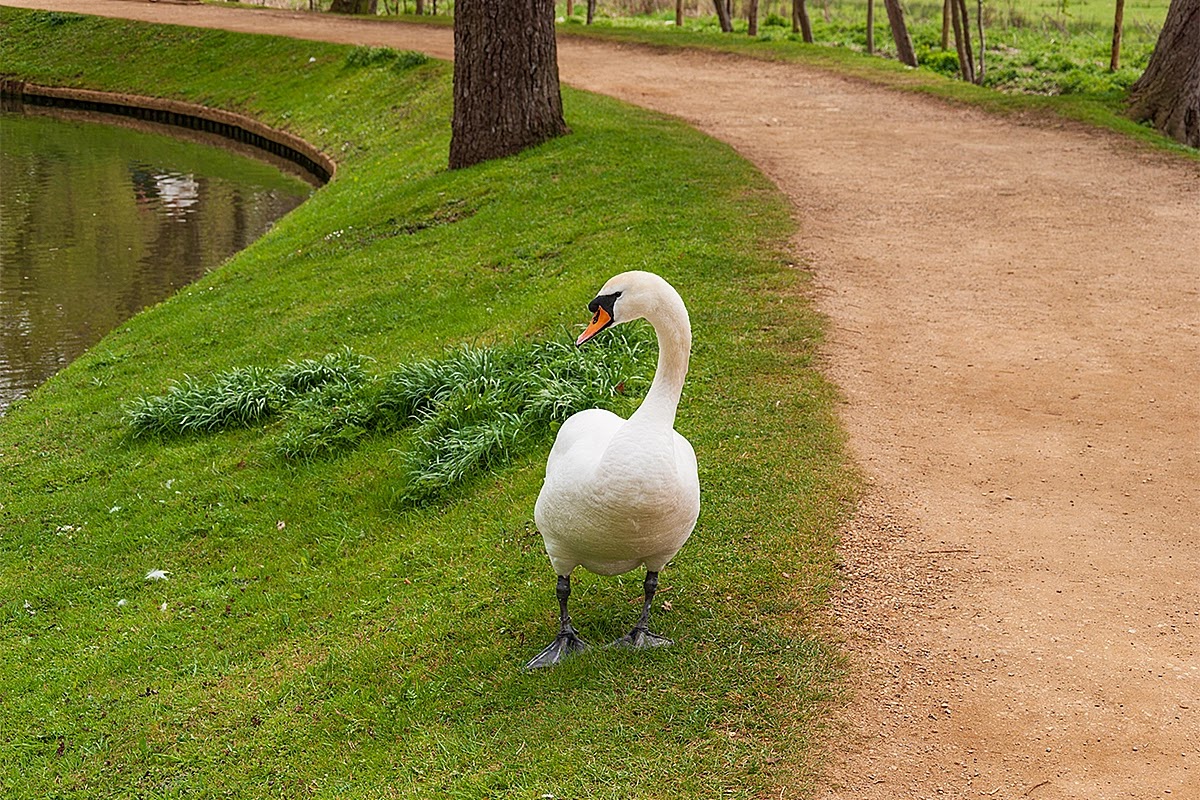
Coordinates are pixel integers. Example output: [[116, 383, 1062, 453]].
[[524, 625, 590, 670], [611, 626, 672, 649], [609, 570, 673, 650], [524, 574, 589, 670]]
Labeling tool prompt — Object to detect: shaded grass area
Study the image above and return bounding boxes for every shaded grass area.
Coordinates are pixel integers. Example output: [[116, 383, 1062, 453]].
[[0, 8, 856, 798]]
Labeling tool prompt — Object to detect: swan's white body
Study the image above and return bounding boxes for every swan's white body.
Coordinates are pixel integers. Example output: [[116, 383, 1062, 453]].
[[534, 271, 700, 579]]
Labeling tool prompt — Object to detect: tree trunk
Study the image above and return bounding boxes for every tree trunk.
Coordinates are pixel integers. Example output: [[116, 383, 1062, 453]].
[[867, 0, 875, 54], [567, 0, 574, 15], [676, 0, 684, 26], [329, 0, 377, 13], [958, 0, 976, 81], [950, 0, 974, 83], [415, 0, 424, 14], [1110, 0, 1126, 71], [1128, 0, 1200, 148], [449, 0, 569, 170], [748, 0, 759, 35], [883, 0, 918, 67], [941, 0, 951, 50], [714, 0, 733, 32], [976, 0, 986, 81], [793, 0, 813, 42], [587, 0, 596, 24]]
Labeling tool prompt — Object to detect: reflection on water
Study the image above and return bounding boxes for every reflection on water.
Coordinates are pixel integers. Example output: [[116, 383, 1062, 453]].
[[0, 110, 312, 414]]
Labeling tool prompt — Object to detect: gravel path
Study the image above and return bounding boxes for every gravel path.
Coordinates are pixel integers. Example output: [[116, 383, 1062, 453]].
[[4, 2, 1197, 796]]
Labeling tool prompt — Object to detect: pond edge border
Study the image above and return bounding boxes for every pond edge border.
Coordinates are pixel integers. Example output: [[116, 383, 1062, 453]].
[[0, 78, 336, 185]]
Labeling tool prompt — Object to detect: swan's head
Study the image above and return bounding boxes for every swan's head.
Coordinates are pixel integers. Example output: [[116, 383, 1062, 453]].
[[575, 270, 681, 346]]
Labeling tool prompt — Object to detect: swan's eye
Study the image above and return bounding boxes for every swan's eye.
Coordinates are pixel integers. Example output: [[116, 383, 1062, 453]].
[[587, 291, 622, 316]]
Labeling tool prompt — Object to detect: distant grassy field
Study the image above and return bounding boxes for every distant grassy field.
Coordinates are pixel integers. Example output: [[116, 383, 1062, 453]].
[[0, 7, 855, 797], [559, 0, 1169, 96]]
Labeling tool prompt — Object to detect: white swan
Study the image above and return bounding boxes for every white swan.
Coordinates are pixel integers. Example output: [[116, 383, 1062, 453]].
[[525, 271, 700, 669]]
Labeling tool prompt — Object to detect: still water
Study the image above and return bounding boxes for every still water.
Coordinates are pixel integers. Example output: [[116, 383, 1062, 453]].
[[0, 109, 313, 414]]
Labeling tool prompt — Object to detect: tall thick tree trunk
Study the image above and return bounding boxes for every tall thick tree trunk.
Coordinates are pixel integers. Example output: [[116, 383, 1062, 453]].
[[714, 0, 734, 32], [793, 0, 814, 42], [587, 0, 596, 24], [676, 0, 683, 26], [883, 0, 918, 67], [748, 0, 759, 35], [1128, 0, 1200, 147], [450, 0, 569, 169]]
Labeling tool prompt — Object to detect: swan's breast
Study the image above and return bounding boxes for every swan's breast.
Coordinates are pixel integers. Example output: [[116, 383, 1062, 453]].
[[535, 423, 699, 576]]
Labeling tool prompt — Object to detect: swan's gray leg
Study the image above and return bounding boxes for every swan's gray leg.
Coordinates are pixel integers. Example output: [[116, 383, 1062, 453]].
[[612, 570, 672, 649], [524, 574, 589, 670]]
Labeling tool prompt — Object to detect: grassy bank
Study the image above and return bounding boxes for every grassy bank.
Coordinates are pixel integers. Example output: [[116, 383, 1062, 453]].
[[0, 8, 856, 798]]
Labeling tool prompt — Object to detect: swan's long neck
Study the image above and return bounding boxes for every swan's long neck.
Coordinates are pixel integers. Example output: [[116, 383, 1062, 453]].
[[630, 293, 691, 428]]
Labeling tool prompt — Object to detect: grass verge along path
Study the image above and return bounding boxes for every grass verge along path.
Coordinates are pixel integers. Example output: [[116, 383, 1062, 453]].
[[0, 8, 855, 797]]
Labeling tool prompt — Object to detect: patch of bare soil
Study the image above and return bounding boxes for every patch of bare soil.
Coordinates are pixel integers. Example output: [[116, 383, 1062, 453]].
[[6, 2, 1197, 796]]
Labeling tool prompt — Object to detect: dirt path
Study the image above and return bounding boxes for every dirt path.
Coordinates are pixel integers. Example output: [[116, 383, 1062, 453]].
[[5, 2, 1198, 797]]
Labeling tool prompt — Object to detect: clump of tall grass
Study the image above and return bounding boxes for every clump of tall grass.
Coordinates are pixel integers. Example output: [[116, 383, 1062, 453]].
[[125, 350, 367, 436], [390, 332, 653, 503], [127, 329, 655, 502], [343, 45, 430, 71]]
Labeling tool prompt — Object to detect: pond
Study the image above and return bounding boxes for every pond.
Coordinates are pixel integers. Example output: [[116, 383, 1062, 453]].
[[0, 108, 313, 415]]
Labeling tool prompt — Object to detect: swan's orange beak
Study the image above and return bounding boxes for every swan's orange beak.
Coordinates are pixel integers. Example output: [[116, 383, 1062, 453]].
[[576, 306, 613, 346]]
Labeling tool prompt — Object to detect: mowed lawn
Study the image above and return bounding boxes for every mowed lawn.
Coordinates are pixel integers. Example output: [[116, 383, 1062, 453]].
[[0, 9, 857, 798]]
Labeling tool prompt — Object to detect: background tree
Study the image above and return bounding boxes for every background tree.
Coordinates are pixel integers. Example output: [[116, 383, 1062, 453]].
[[950, 0, 976, 82], [883, 0, 918, 67], [867, 0, 875, 55], [793, 0, 814, 43], [1128, 0, 1200, 148], [329, 0, 377, 13], [714, 0, 734, 32], [449, 0, 569, 169], [1110, 0, 1126, 70]]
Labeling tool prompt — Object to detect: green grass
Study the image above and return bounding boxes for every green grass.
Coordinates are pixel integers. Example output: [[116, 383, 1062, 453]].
[[0, 8, 856, 798], [126, 329, 658, 503], [547, 0, 1196, 156]]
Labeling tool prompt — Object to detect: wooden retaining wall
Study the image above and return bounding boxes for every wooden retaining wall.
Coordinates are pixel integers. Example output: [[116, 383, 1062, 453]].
[[0, 78, 335, 184]]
